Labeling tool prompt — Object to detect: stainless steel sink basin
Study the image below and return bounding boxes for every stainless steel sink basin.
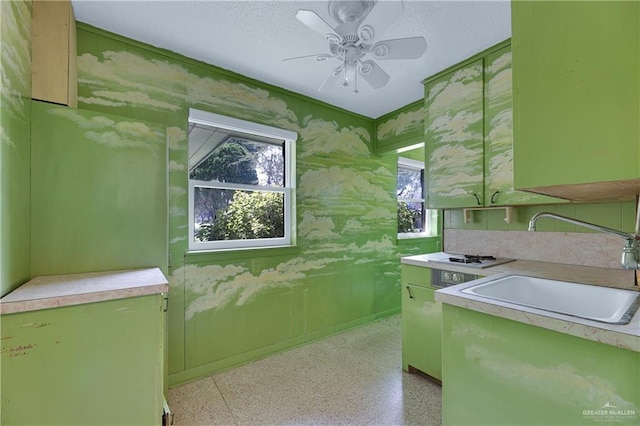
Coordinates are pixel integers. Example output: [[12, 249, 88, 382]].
[[462, 275, 640, 324]]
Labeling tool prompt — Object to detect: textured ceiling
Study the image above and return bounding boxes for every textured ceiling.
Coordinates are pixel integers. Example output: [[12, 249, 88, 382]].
[[71, 0, 511, 119]]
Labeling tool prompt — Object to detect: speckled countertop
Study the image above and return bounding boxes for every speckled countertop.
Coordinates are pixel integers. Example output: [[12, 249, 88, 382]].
[[0, 268, 169, 315], [402, 252, 640, 352]]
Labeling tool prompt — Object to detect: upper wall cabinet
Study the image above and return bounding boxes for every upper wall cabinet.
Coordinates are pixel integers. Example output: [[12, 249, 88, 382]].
[[32, 0, 78, 107], [424, 42, 560, 209], [424, 59, 484, 208], [374, 100, 425, 155], [484, 47, 559, 206], [512, 1, 640, 202]]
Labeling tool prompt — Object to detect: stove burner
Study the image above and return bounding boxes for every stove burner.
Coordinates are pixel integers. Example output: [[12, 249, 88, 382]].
[[448, 257, 481, 264], [463, 254, 497, 261], [448, 254, 498, 264]]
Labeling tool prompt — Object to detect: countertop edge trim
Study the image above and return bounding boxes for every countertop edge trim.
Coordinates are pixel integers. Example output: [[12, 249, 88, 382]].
[[435, 283, 640, 353], [0, 284, 169, 315]]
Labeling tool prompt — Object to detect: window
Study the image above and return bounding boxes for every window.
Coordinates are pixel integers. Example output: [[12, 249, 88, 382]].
[[188, 109, 296, 251], [397, 155, 432, 237]]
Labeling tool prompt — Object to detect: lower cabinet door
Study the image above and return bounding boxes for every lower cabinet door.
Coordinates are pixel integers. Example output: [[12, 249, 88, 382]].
[[402, 284, 442, 380]]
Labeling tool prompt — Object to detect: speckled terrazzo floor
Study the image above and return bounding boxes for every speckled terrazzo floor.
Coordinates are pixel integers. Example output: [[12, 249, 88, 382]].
[[167, 315, 442, 425]]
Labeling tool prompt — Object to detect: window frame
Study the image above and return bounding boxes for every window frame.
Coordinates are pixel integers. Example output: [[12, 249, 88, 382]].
[[397, 156, 432, 238], [187, 108, 296, 252]]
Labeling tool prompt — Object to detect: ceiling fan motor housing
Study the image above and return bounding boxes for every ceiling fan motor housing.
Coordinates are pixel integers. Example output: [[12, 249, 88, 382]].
[[329, 1, 374, 24]]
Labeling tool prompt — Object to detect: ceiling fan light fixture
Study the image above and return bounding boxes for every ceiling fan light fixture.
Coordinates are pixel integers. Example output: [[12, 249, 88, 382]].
[[326, 34, 341, 43], [373, 44, 389, 58], [358, 25, 374, 42]]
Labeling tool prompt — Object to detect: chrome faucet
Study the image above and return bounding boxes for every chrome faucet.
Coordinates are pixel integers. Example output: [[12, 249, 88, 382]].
[[528, 211, 640, 271]]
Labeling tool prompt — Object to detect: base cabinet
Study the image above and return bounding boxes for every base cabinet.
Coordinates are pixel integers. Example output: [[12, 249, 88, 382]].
[[401, 265, 442, 381], [441, 304, 640, 425], [0, 295, 165, 425]]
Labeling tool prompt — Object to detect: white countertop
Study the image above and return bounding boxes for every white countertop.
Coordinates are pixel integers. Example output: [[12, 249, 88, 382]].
[[402, 252, 640, 352], [0, 268, 169, 315]]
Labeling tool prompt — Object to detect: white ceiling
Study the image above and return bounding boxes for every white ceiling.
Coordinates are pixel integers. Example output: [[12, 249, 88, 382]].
[[71, 0, 511, 119]]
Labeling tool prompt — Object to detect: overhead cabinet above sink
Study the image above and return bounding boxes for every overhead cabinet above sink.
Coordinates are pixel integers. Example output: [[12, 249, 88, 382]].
[[424, 42, 560, 209], [511, 1, 640, 202]]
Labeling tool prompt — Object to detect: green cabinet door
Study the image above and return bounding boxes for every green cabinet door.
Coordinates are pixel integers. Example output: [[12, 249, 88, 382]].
[[484, 46, 561, 206], [1, 295, 164, 425], [425, 59, 484, 209], [442, 304, 639, 426], [512, 1, 640, 198], [402, 284, 442, 380], [401, 265, 442, 380]]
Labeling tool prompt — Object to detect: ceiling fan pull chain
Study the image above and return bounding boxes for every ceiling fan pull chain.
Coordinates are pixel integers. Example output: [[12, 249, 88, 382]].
[[353, 67, 359, 94]]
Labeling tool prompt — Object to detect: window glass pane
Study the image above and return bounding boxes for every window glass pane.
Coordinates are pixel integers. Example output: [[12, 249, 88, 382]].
[[190, 137, 284, 187], [397, 167, 423, 199], [194, 187, 284, 242], [397, 201, 424, 233]]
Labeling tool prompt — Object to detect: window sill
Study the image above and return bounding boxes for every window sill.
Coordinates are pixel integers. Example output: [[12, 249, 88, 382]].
[[396, 234, 441, 246], [186, 245, 300, 263]]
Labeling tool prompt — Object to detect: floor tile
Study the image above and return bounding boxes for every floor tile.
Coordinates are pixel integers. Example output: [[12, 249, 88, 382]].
[[168, 377, 236, 425], [168, 315, 441, 425]]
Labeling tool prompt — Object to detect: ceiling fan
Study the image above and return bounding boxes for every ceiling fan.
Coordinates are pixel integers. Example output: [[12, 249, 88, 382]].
[[284, 0, 427, 94]]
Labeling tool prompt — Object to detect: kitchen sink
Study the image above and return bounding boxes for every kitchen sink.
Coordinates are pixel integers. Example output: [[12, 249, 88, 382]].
[[462, 275, 640, 324]]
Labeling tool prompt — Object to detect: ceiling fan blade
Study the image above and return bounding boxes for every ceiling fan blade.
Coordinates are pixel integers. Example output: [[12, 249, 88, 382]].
[[319, 65, 344, 92], [358, 0, 404, 42], [359, 61, 390, 89], [296, 10, 340, 41], [371, 37, 428, 60], [283, 53, 336, 64]]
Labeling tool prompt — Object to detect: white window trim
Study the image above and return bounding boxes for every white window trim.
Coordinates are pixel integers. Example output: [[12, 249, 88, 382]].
[[188, 109, 296, 251], [398, 156, 432, 238], [397, 157, 424, 171], [189, 109, 297, 142]]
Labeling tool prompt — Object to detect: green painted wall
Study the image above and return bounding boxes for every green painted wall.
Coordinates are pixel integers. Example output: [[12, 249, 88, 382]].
[[0, 0, 32, 297], [30, 101, 168, 276], [375, 100, 424, 154], [445, 201, 637, 233], [74, 24, 439, 385]]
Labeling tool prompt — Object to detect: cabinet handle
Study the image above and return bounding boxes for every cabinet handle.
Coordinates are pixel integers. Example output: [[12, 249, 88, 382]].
[[473, 193, 481, 205], [406, 286, 414, 300], [490, 191, 500, 204]]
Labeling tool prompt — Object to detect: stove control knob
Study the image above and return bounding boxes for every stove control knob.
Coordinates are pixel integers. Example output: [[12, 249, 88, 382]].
[[452, 273, 462, 283], [443, 272, 452, 281]]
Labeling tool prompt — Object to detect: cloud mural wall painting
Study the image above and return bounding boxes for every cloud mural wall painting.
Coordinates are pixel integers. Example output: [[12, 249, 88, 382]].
[[377, 107, 424, 141], [48, 108, 164, 154], [76, 26, 436, 378], [298, 212, 339, 241], [1, 0, 31, 149], [78, 50, 298, 130], [483, 48, 546, 204], [453, 321, 639, 414], [184, 254, 348, 319], [425, 60, 484, 204], [298, 117, 370, 159]]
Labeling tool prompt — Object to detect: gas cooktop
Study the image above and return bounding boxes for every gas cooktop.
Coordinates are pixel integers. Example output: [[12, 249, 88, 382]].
[[428, 252, 515, 269]]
